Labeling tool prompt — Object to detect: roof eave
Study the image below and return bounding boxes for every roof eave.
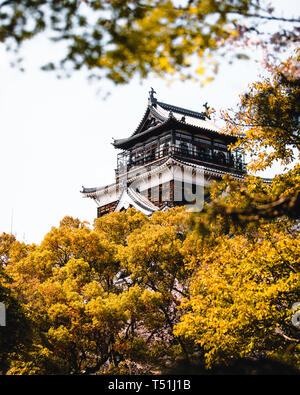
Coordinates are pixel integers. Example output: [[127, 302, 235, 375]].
[[113, 118, 238, 150], [113, 118, 174, 149]]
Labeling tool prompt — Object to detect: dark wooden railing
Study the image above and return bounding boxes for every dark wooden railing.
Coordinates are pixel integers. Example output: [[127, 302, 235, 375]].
[[116, 145, 246, 176]]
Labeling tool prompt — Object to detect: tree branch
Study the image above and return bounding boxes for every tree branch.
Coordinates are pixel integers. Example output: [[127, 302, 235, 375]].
[[275, 327, 299, 343], [212, 192, 300, 222], [229, 11, 300, 23]]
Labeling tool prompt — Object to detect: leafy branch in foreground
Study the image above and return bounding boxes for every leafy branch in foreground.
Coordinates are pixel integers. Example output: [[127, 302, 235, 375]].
[[0, 1, 299, 84], [174, 57, 300, 371], [222, 57, 300, 172], [198, 166, 300, 233]]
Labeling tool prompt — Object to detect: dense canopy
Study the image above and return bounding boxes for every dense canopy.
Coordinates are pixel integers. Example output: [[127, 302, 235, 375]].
[[1, 1, 298, 84]]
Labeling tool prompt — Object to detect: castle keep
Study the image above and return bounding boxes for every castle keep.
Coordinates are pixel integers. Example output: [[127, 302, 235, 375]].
[[81, 89, 246, 216]]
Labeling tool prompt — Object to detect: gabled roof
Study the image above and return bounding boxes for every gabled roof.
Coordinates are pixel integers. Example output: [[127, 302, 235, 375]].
[[115, 186, 159, 216], [113, 89, 231, 150], [152, 100, 220, 132]]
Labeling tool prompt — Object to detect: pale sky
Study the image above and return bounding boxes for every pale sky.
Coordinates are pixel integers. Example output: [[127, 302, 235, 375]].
[[0, 1, 299, 244]]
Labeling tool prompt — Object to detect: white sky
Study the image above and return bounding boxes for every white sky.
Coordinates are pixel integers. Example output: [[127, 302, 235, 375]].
[[0, 1, 299, 244]]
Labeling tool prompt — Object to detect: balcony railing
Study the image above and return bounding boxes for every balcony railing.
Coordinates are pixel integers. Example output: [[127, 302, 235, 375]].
[[116, 144, 246, 176]]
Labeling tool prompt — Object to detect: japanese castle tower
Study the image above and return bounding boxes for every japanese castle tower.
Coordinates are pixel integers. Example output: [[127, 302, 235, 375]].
[[81, 89, 246, 217]]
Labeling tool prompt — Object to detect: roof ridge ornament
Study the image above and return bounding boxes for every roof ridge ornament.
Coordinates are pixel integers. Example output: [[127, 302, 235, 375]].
[[149, 87, 157, 105], [203, 102, 211, 119]]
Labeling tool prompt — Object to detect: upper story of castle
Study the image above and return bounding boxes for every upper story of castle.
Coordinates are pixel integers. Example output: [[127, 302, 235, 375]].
[[113, 88, 246, 179]]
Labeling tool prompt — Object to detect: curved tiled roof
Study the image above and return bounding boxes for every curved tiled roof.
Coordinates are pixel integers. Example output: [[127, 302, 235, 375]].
[[112, 93, 226, 150], [153, 102, 220, 133], [127, 187, 159, 212], [115, 187, 159, 215]]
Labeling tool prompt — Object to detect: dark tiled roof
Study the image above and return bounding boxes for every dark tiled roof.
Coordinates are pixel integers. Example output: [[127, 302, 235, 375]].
[[156, 100, 207, 120], [112, 92, 224, 150]]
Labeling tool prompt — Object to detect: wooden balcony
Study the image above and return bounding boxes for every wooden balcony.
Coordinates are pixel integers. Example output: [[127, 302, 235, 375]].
[[116, 144, 246, 176]]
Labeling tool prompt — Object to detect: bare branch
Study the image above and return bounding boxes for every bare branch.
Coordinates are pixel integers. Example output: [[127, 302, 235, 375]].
[[275, 327, 299, 343]]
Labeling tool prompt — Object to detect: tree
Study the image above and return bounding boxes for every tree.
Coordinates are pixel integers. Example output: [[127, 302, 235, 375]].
[[197, 55, 300, 227], [173, 58, 300, 372], [175, 220, 300, 369], [4, 216, 123, 374], [0, 1, 298, 84], [223, 56, 300, 173], [117, 207, 193, 368], [2, 208, 195, 374], [0, 234, 40, 375]]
